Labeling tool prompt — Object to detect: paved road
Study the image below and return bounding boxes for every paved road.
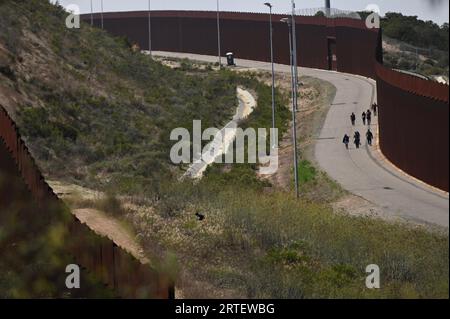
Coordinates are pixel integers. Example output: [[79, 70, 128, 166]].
[[154, 51, 449, 228]]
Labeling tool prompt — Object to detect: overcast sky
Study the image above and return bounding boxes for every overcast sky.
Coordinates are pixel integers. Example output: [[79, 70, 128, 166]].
[[53, 0, 449, 25]]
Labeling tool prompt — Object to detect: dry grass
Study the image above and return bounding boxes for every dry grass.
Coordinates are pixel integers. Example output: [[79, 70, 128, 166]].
[[123, 182, 448, 299]]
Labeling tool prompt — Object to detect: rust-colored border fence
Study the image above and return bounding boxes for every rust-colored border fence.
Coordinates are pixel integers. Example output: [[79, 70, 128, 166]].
[[83, 11, 381, 78], [375, 64, 449, 191], [376, 63, 449, 103], [0, 105, 174, 298]]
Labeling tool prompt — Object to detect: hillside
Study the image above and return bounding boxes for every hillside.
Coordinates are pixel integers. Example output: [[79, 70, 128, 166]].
[[0, 0, 289, 297], [1, 0, 285, 195], [359, 11, 449, 79], [381, 13, 448, 52]]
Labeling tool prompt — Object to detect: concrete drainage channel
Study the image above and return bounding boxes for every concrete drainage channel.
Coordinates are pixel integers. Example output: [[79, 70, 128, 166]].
[[183, 87, 257, 179]]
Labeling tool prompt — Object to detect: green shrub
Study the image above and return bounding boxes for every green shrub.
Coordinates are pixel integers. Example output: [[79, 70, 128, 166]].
[[298, 160, 317, 184]]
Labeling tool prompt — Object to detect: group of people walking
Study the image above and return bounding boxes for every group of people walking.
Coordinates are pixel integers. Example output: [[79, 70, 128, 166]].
[[343, 103, 377, 150], [342, 130, 373, 149]]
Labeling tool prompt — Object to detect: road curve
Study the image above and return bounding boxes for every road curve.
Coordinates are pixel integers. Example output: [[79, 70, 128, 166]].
[[154, 51, 449, 228]]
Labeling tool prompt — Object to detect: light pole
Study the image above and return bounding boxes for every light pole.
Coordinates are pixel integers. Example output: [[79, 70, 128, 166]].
[[264, 2, 276, 149], [216, 0, 222, 68], [90, 0, 93, 26], [148, 0, 152, 57], [291, 0, 299, 112], [100, 0, 104, 29], [281, 17, 300, 198], [325, 0, 331, 17]]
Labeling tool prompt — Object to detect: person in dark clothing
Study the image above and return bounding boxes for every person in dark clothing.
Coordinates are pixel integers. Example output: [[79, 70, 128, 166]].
[[350, 113, 356, 126], [343, 134, 350, 149], [366, 110, 372, 126], [362, 112, 367, 125], [372, 103, 378, 116], [354, 131, 361, 149], [366, 129, 374, 146]]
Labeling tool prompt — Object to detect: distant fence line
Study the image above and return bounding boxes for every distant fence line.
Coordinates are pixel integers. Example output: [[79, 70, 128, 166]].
[[376, 62, 449, 103], [84, 11, 381, 78], [293, 7, 362, 20], [0, 105, 174, 298]]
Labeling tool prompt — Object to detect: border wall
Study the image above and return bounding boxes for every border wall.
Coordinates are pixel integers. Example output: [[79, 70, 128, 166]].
[[0, 105, 174, 298], [375, 64, 449, 191], [86, 11, 381, 78]]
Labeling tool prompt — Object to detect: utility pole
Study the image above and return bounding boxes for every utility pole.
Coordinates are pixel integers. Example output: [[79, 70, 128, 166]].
[[148, 0, 152, 57], [281, 17, 300, 199], [264, 2, 276, 149], [216, 0, 222, 69]]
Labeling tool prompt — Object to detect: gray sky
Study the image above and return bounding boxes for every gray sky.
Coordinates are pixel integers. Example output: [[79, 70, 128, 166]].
[[54, 0, 449, 25]]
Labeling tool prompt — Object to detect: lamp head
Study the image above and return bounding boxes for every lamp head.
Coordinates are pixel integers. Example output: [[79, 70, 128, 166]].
[[264, 2, 272, 8]]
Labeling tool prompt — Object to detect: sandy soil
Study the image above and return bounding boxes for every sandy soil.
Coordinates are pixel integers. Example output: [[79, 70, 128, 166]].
[[49, 181, 149, 264]]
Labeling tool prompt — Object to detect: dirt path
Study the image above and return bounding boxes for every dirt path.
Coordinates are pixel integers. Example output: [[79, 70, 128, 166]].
[[49, 181, 149, 264]]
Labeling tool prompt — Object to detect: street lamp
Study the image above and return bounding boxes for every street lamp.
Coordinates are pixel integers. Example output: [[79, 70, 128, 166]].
[[216, 0, 222, 68], [148, 0, 152, 57], [281, 17, 300, 199], [290, 0, 299, 112], [264, 2, 276, 149], [90, 0, 93, 26], [325, 0, 331, 18], [100, 0, 104, 29]]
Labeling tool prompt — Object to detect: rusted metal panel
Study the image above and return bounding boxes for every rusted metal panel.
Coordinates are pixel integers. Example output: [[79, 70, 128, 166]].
[[82, 11, 379, 77], [334, 26, 381, 78], [377, 68, 449, 191], [296, 23, 329, 69], [376, 63, 449, 102]]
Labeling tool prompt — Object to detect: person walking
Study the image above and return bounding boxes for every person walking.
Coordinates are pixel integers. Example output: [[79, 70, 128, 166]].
[[366, 129, 374, 146], [367, 110, 372, 126], [350, 112, 356, 126], [362, 111, 367, 126], [354, 131, 361, 149], [372, 103, 378, 116], [343, 134, 350, 150]]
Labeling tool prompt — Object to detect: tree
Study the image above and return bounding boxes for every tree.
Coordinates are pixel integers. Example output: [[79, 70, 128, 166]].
[[314, 11, 325, 17]]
